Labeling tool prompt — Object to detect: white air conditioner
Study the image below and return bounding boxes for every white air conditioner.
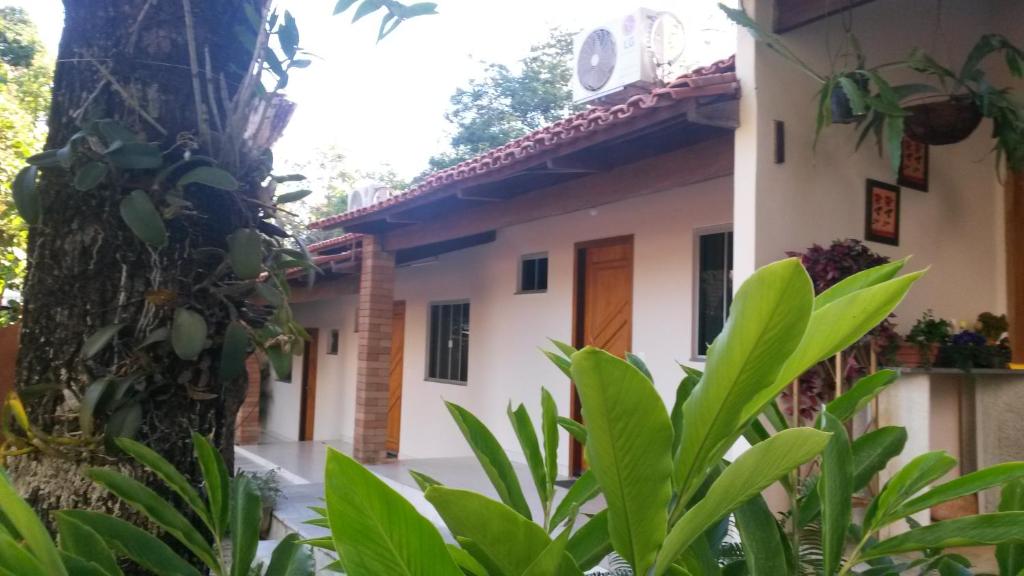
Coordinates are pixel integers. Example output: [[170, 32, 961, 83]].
[[571, 8, 661, 106], [346, 180, 393, 213]]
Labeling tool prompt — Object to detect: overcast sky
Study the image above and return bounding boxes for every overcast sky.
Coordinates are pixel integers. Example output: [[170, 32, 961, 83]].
[[7, 0, 736, 182]]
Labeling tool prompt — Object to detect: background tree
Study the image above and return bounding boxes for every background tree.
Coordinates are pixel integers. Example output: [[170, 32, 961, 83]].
[[0, 7, 51, 325], [426, 28, 580, 172]]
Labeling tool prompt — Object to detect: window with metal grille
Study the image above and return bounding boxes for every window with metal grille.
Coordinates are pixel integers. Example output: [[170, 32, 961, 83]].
[[518, 253, 548, 293], [427, 301, 470, 384], [327, 329, 339, 355], [695, 229, 733, 357]]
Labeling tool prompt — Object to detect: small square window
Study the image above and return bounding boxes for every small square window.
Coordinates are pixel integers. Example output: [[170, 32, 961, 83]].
[[327, 329, 339, 355], [518, 254, 548, 293]]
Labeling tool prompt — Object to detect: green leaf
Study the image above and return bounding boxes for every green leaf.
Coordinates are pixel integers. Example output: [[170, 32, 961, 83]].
[[399, 2, 438, 18], [676, 259, 813, 503], [55, 514, 122, 576], [82, 324, 124, 359], [74, 162, 108, 192], [278, 11, 299, 59], [445, 401, 532, 520], [861, 512, 1024, 560], [892, 462, 1024, 521], [119, 190, 167, 248], [655, 428, 831, 576], [408, 470, 442, 492], [171, 308, 207, 361], [549, 470, 600, 531], [733, 495, 788, 576], [79, 377, 111, 437], [0, 472, 65, 576], [540, 387, 559, 500], [625, 352, 653, 381], [177, 166, 239, 191], [521, 520, 577, 576], [818, 411, 853, 576], [867, 450, 957, 530], [113, 437, 211, 533], [26, 149, 62, 168], [565, 510, 612, 572], [837, 75, 867, 115], [325, 448, 461, 576], [12, 166, 40, 225], [227, 228, 264, 280], [276, 189, 312, 204], [265, 534, 315, 576], [570, 348, 673, 575], [446, 544, 487, 576], [508, 402, 549, 507], [670, 371, 699, 457], [0, 533, 47, 576], [219, 321, 250, 381], [544, 350, 573, 379], [104, 402, 142, 445], [550, 339, 578, 359], [352, 0, 384, 22], [997, 479, 1024, 576], [107, 142, 163, 170], [56, 511, 200, 576], [266, 346, 293, 380], [823, 370, 898, 423], [556, 417, 587, 445], [814, 259, 907, 310], [192, 432, 230, 538], [86, 468, 219, 572], [230, 476, 262, 576]]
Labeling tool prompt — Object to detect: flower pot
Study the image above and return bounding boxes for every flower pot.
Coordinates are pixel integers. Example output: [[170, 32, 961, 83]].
[[259, 505, 273, 540], [904, 96, 982, 145], [830, 75, 869, 124], [894, 342, 939, 367]]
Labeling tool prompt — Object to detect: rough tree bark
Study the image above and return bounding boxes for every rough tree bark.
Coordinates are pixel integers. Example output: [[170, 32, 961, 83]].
[[10, 0, 269, 525]]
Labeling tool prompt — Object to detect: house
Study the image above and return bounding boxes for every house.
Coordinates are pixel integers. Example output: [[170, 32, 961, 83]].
[[245, 0, 1024, 519]]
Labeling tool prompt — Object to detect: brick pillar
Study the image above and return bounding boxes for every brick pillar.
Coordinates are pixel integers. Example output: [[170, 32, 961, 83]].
[[354, 236, 395, 463], [235, 354, 262, 445]]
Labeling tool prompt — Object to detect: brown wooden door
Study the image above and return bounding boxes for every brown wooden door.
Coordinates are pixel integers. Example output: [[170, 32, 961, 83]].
[[299, 328, 319, 441], [571, 236, 634, 475], [386, 301, 406, 455]]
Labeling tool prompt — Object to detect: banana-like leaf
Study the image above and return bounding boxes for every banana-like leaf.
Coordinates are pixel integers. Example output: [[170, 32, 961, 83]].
[[733, 495, 788, 576], [625, 352, 653, 381], [557, 416, 586, 445], [818, 411, 853, 576], [571, 347, 673, 574], [0, 471, 66, 575], [231, 477, 262, 576], [656, 428, 831, 576], [544, 350, 572, 379], [86, 468, 219, 571], [57, 510, 201, 576], [541, 388, 559, 502], [508, 403, 549, 507], [813, 258, 907, 310], [114, 437, 211, 531], [409, 470, 442, 492], [861, 512, 1024, 560], [192, 432, 230, 537], [676, 259, 813, 503], [997, 479, 1024, 576], [325, 449, 461, 576], [565, 510, 612, 572], [522, 522, 579, 576], [892, 462, 1024, 521], [447, 543, 487, 576], [867, 450, 957, 530], [670, 371, 699, 457], [446, 401, 532, 520], [56, 513, 122, 576], [549, 470, 600, 531], [823, 370, 898, 424]]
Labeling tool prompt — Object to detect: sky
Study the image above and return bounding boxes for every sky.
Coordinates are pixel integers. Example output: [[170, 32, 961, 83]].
[[7, 0, 736, 183]]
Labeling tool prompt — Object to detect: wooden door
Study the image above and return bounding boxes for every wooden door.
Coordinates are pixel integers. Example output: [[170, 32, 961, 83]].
[[299, 328, 319, 441], [571, 236, 634, 475], [386, 301, 406, 455]]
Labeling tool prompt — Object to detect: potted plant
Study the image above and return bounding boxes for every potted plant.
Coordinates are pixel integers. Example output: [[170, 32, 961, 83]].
[[937, 312, 1012, 371], [899, 309, 952, 368], [237, 469, 282, 539]]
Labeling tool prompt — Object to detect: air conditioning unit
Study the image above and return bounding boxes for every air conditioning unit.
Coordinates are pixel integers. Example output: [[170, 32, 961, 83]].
[[346, 180, 394, 213], [571, 8, 661, 106]]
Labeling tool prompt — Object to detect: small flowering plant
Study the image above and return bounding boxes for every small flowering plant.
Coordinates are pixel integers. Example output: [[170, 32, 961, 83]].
[[938, 313, 1012, 371]]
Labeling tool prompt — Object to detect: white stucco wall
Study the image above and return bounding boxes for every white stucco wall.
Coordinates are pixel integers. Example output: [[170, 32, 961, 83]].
[[263, 352, 302, 441], [735, 0, 1021, 327], [393, 176, 732, 473]]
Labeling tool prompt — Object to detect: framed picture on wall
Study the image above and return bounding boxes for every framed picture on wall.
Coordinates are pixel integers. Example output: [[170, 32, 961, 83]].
[[865, 179, 901, 246], [898, 135, 929, 192]]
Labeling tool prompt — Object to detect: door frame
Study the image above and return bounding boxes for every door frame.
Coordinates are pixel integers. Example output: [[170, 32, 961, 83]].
[[570, 235, 634, 475], [387, 301, 406, 456], [299, 328, 319, 441]]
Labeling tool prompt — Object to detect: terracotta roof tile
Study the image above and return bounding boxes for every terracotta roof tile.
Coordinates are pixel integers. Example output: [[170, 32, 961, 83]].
[[306, 232, 362, 254], [309, 55, 737, 230]]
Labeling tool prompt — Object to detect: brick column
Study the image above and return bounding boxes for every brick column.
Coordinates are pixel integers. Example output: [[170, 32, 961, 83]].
[[235, 354, 262, 445], [353, 236, 395, 463]]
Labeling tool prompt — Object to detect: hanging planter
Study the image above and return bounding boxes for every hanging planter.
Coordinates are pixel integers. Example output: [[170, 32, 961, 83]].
[[831, 74, 869, 124], [904, 95, 983, 145]]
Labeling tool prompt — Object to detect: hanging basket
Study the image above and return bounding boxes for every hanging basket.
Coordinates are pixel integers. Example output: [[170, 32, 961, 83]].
[[904, 96, 982, 145], [830, 75, 869, 124]]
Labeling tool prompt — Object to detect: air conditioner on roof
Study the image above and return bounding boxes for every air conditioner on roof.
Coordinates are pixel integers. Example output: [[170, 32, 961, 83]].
[[346, 180, 394, 213], [570, 8, 662, 106]]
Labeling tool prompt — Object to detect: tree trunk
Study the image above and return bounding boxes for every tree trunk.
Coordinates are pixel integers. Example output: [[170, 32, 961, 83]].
[[10, 0, 271, 526]]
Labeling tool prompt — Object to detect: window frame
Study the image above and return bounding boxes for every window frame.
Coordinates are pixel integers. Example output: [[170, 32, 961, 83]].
[[516, 252, 549, 294], [327, 329, 340, 355], [425, 299, 471, 385], [691, 224, 734, 360]]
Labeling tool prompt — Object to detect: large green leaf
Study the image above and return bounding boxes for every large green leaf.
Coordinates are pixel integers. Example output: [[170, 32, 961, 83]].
[[670, 371, 699, 457], [823, 370, 898, 424], [264, 534, 315, 576], [656, 428, 831, 576], [74, 162, 108, 192], [522, 522, 579, 576], [867, 450, 957, 530], [218, 321, 250, 381], [0, 470, 66, 575], [231, 476, 262, 576], [107, 142, 162, 170], [12, 165, 40, 225], [325, 448, 461, 576], [57, 510, 201, 576], [570, 348, 673, 574], [86, 468, 219, 571], [192, 432, 230, 537], [171, 308, 207, 361], [119, 190, 167, 248], [997, 479, 1024, 576], [813, 258, 907, 310], [227, 228, 264, 279], [445, 401, 532, 520], [177, 166, 239, 191], [113, 438, 210, 531], [818, 411, 853, 576], [565, 510, 612, 572], [56, 514, 122, 576], [549, 470, 600, 531], [0, 533, 46, 576], [508, 403, 549, 508], [733, 495, 788, 576], [861, 512, 1024, 560], [557, 417, 586, 445], [540, 388, 559, 502], [676, 259, 813, 503], [892, 462, 1024, 520]]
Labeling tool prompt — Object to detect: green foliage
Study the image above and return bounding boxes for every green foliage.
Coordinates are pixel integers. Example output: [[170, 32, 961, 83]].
[[426, 28, 580, 172]]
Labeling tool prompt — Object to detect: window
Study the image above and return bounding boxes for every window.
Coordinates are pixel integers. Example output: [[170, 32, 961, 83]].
[[427, 301, 470, 384], [695, 229, 733, 357], [518, 254, 548, 293], [327, 329, 339, 355]]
